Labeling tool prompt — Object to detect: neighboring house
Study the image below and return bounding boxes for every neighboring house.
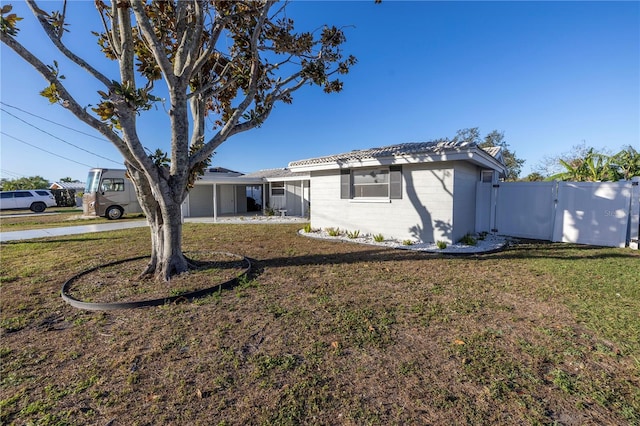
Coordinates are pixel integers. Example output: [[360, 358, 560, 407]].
[[50, 181, 85, 192], [288, 140, 507, 244], [50, 181, 86, 207], [182, 167, 310, 219]]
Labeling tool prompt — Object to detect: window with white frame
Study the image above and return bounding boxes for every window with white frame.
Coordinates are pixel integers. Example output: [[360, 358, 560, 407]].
[[271, 181, 285, 196], [341, 166, 402, 200]]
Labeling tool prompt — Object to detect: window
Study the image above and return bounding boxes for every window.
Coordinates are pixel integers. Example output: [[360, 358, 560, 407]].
[[341, 166, 402, 200], [101, 178, 125, 192], [271, 181, 285, 196], [0, 192, 13, 199], [353, 168, 389, 198], [15, 191, 33, 198], [35, 190, 50, 196], [86, 170, 101, 193], [481, 170, 494, 183]]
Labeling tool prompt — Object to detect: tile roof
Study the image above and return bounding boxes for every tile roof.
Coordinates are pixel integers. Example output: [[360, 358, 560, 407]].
[[241, 168, 309, 179], [288, 140, 480, 167]]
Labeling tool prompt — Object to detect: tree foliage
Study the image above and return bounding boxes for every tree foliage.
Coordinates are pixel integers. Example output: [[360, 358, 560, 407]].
[[1, 1, 356, 280], [547, 145, 639, 182], [450, 127, 525, 181], [0, 176, 50, 190]]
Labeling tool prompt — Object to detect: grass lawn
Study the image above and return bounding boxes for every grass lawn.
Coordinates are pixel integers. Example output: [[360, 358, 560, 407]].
[[1, 222, 639, 425]]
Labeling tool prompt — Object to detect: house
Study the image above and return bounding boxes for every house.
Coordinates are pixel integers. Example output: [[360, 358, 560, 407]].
[[287, 140, 507, 244], [49, 181, 86, 207], [182, 167, 310, 219], [242, 168, 310, 217]]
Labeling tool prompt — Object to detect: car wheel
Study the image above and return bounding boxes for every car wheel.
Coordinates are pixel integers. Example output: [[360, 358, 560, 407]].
[[106, 206, 123, 220], [30, 202, 46, 213]]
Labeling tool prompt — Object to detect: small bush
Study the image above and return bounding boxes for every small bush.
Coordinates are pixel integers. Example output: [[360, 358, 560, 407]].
[[373, 234, 385, 243], [436, 240, 447, 249], [303, 223, 312, 233], [346, 230, 360, 239], [264, 207, 275, 216], [458, 233, 477, 246], [326, 227, 341, 237], [402, 239, 414, 246]]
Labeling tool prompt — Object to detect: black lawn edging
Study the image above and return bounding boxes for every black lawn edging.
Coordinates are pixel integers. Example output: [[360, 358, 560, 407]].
[[61, 252, 251, 311]]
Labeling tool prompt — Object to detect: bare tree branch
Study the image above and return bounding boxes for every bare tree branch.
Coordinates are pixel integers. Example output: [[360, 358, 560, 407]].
[[25, 0, 112, 87]]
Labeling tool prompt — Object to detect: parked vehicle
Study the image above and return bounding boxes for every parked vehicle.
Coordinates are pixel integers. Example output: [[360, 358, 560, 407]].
[[83, 168, 143, 219], [0, 190, 57, 212]]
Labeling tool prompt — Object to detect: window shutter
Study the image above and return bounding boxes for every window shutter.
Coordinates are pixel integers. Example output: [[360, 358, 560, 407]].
[[340, 170, 351, 199], [390, 166, 402, 199]]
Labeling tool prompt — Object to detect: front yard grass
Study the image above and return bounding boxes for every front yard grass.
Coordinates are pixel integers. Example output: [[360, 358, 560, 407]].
[[0, 224, 638, 425]]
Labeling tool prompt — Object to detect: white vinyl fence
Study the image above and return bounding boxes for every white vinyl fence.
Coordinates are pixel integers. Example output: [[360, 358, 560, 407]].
[[476, 177, 640, 249]]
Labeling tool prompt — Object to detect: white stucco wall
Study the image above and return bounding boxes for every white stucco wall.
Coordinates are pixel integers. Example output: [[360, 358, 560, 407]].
[[452, 161, 479, 241], [309, 163, 461, 243]]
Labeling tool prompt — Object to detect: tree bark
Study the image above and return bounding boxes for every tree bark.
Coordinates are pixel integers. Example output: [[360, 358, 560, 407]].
[[128, 166, 190, 281]]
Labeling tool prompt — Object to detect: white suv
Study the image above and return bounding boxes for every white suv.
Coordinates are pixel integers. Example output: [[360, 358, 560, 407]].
[[0, 190, 57, 212]]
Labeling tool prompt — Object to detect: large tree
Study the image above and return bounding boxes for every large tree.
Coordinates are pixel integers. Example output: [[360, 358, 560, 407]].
[[451, 127, 525, 181], [1, 1, 355, 280]]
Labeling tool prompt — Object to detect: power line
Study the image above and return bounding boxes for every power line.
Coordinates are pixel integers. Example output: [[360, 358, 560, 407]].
[[0, 169, 26, 179], [0, 106, 122, 165], [1, 131, 95, 168], [0, 101, 107, 142]]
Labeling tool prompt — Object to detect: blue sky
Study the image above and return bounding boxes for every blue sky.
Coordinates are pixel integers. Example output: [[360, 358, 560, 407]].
[[1, 0, 638, 183]]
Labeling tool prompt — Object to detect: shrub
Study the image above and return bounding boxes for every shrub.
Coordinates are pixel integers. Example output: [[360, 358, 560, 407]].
[[326, 227, 341, 237], [303, 223, 312, 233], [373, 234, 385, 243], [436, 240, 447, 249], [402, 239, 414, 246], [346, 230, 360, 239], [458, 233, 477, 246], [264, 207, 275, 216]]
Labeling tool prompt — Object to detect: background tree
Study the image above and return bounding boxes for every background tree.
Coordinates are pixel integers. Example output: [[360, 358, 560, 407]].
[[1, 1, 356, 280], [59, 177, 75, 183], [521, 172, 544, 182], [610, 146, 640, 180], [543, 145, 639, 182], [451, 127, 525, 181], [0, 176, 50, 190]]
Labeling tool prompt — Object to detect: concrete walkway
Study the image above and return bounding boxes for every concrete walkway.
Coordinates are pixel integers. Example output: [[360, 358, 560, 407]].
[[0, 220, 149, 242], [0, 216, 308, 242]]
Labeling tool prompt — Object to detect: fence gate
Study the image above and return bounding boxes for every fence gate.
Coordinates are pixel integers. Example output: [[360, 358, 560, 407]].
[[477, 178, 639, 249]]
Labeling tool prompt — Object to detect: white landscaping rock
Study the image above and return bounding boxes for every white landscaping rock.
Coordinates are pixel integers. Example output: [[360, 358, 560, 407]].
[[299, 229, 509, 254]]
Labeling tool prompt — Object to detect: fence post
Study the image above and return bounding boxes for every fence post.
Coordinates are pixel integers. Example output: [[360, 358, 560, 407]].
[[629, 177, 639, 250]]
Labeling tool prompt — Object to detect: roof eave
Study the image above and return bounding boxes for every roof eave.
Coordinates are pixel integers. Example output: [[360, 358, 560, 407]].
[[289, 148, 507, 174]]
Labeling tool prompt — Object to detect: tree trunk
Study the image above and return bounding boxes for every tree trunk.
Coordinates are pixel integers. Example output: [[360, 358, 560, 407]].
[[128, 167, 191, 281], [144, 202, 190, 281]]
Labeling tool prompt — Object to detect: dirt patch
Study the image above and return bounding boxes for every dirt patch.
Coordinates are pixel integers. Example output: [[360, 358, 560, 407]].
[[63, 251, 249, 304]]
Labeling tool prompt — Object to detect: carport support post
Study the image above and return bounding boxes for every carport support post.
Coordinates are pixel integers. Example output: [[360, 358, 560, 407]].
[[630, 177, 639, 250], [213, 184, 218, 223]]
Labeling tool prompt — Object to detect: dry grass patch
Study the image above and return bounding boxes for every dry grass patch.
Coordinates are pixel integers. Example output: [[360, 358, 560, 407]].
[[1, 224, 639, 425]]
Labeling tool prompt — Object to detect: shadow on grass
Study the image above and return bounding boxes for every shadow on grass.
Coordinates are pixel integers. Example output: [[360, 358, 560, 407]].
[[252, 240, 638, 272]]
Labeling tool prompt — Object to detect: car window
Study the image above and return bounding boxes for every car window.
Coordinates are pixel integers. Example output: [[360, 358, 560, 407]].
[[15, 192, 33, 198], [35, 190, 50, 196], [0, 192, 14, 199]]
